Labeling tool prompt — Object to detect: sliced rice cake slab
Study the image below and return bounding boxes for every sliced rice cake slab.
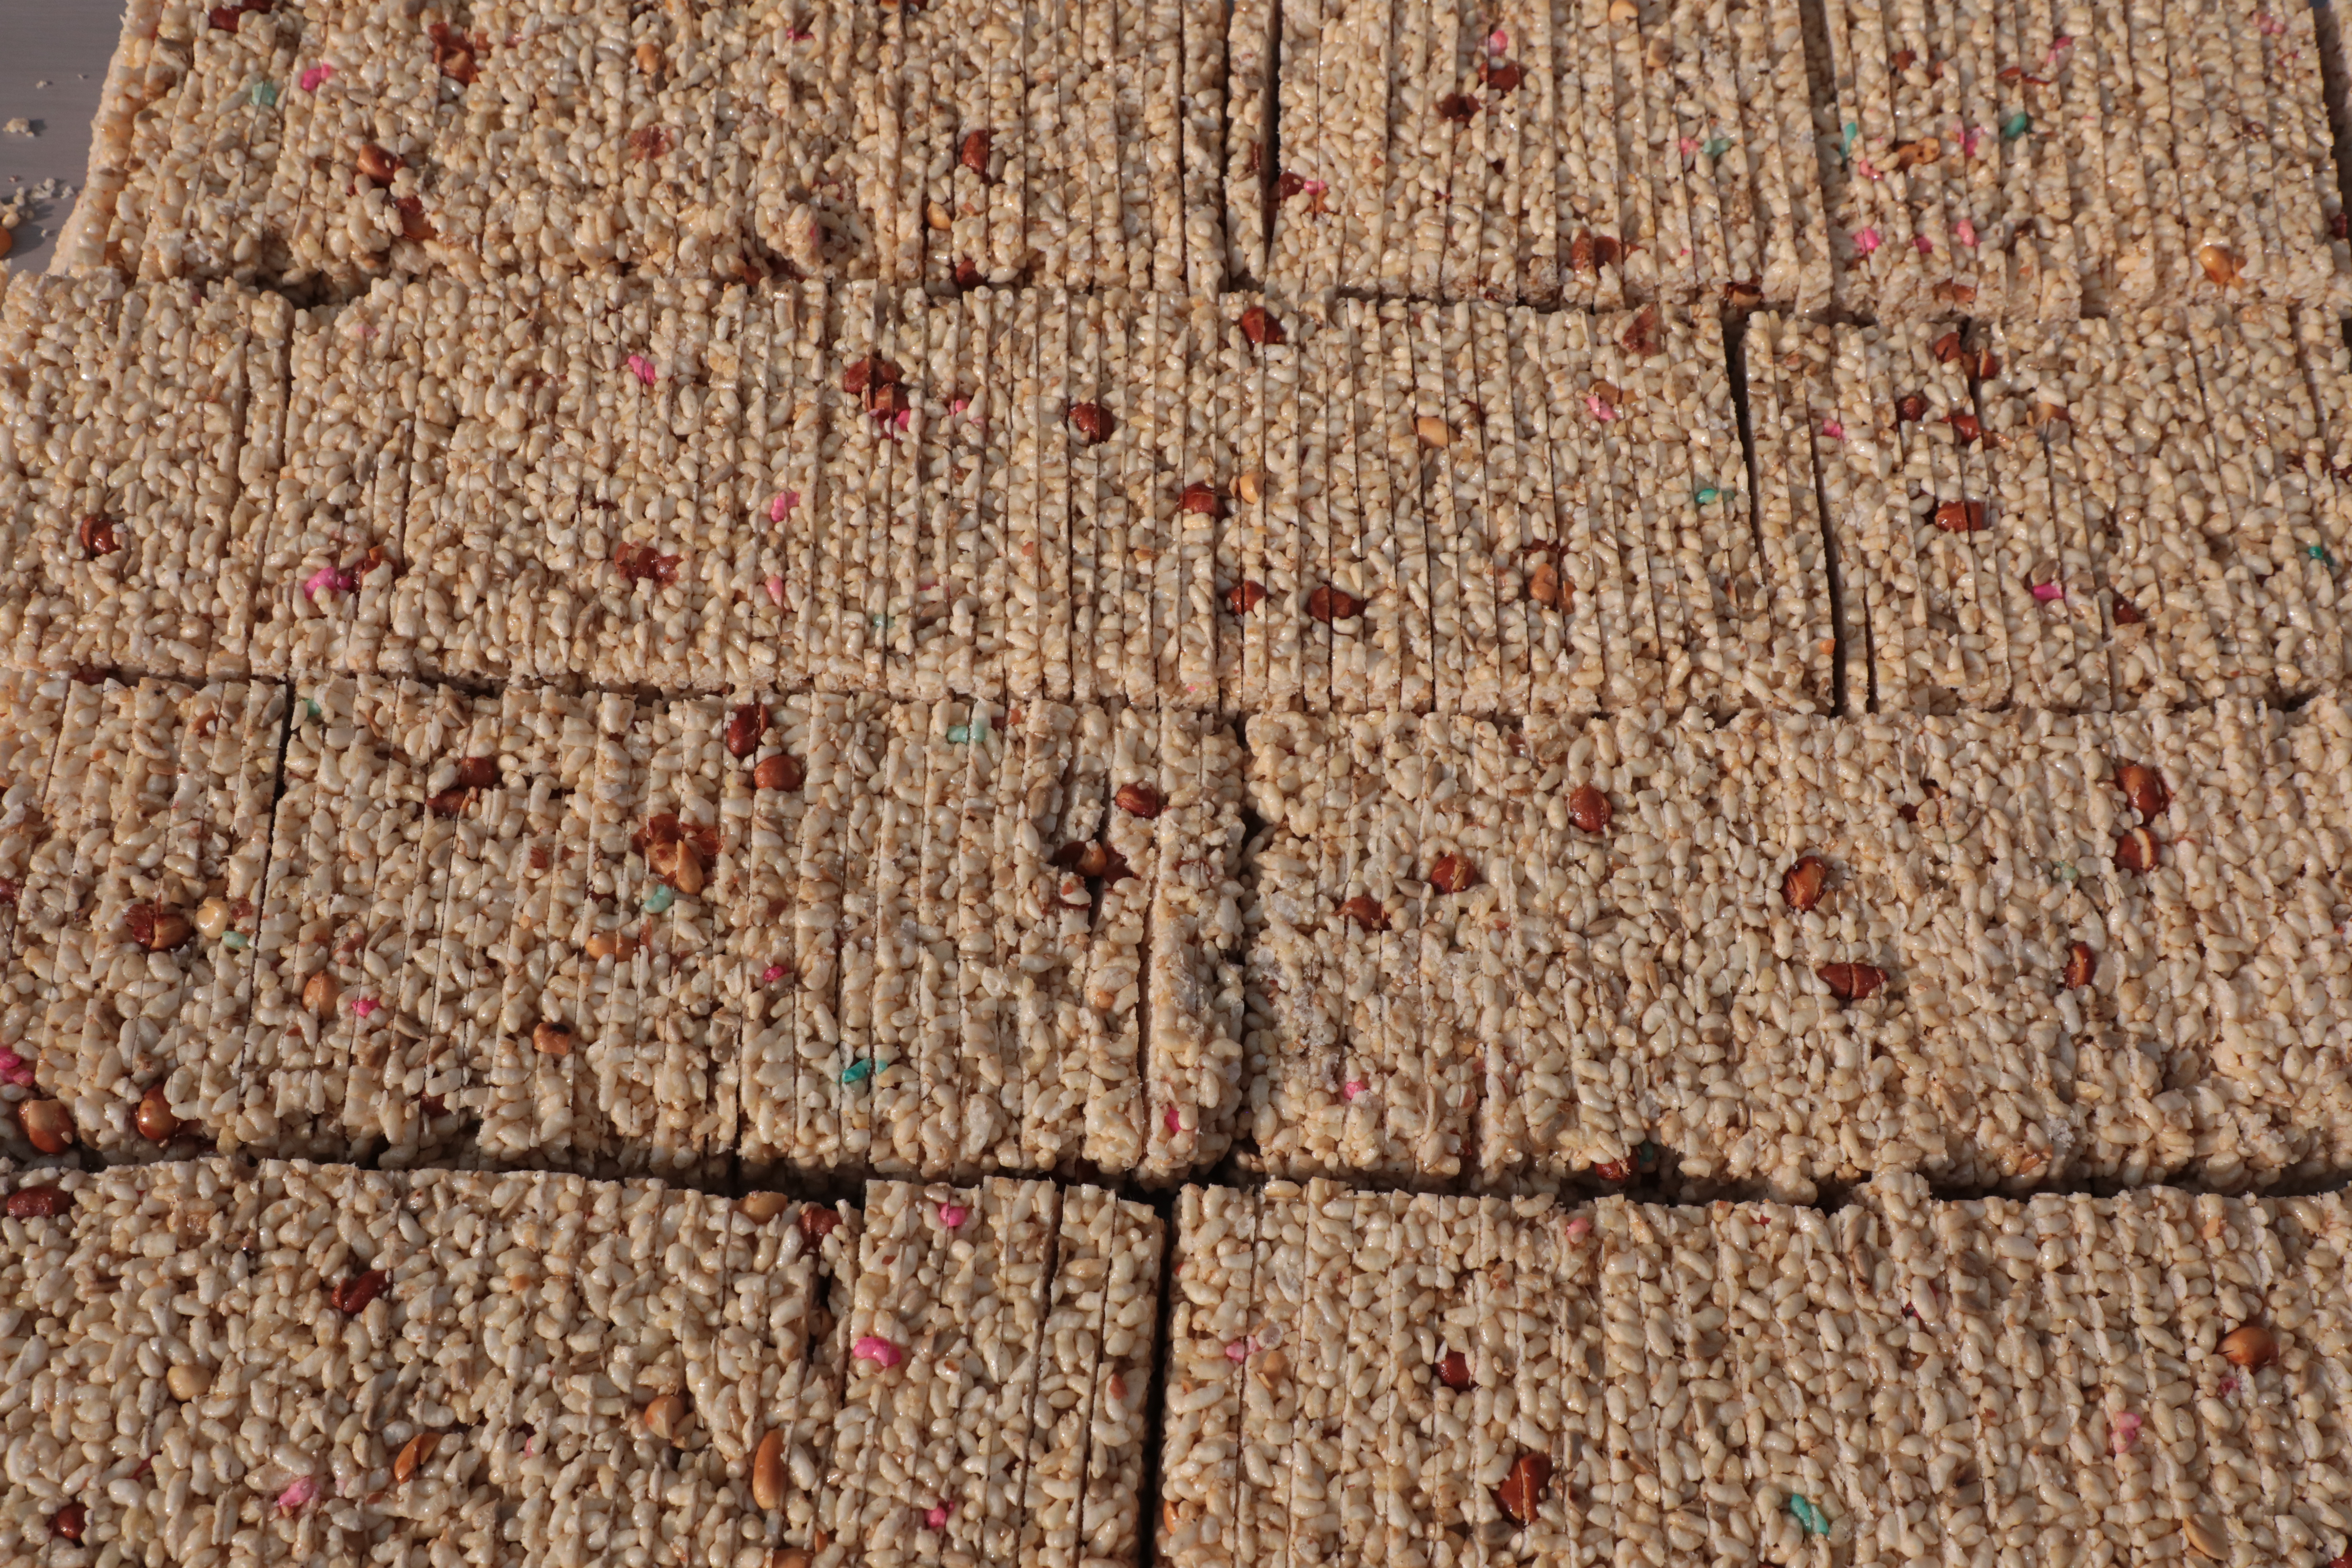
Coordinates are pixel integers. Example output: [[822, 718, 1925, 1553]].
[[1077, 1193, 1164, 1568], [1157, 1184, 1257, 1568], [1021, 1184, 1113, 1568]]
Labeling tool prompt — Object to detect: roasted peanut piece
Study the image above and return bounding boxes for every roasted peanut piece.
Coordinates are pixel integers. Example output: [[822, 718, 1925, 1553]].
[[128, 901, 192, 952], [737, 1190, 790, 1221], [642, 1394, 688, 1443], [5, 1185, 70, 1219], [1782, 854, 1829, 912], [754, 752, 806, 791], [1240, 306, 1283, 346], [2064, 942, 2096, 989], [1115, 782, 1164, 819], [1306, 584, 1366, 621], [357, 143, 404, 187], [1341, 894, 1388, 932], [166, 1363, 210, 1402], [19, 1100, 73, 1155], [137, 1084, 182, 1143], [1495, 1452, 1553, 1525], [2117, 762, 2169, 819], [1226, 580, 1268, 615], [303, 971, 341, 1015], [394, 1431, 440, 1483], [1415, 415, 1452, 448], [726, 702, 767, 758], [1070, 403, 1113, 445], [1436, 1350, 1472, 1389], [1817, 962, 1886, 1002], [1429, 854, 1476, 894], [2114, 827, 2159, 873], [533, 1020, 576, 1057], [1567, 785, 1612, 835], [2220, 1323, 2278, 1369], [752, 1430, 786, 1511]]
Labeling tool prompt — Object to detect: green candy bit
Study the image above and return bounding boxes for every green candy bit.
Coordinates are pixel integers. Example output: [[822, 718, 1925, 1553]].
[[2310, 543, 2338, 568], [1703, 136, 1731, 158], [222, 930, 249, 950], [1841, 121, 1859, 156], [1694, 486, 1721, 505], [1789, 1495, 1831, 1538], [946, 724, 971, 743], [251, 80, 279, 107], [304, 698, 322, 720], [2001, 111, 2031, 141], [642, 884, 675, 915], [840, 1057, 875, 1086]]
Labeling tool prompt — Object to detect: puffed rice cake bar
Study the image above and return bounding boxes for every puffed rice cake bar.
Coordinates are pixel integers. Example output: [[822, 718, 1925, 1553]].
[[0, 1160, 1159, 1568], [56, 0, 1227, 299], [6, 275, 1837, 722], [1755, 305, 2352, 716], [0, 671, 1245, 1185], [1239, 696, 2352, 1196], [1258, 0, 1837, 312], [1164, 1173, 2352, 1568], [1814, 0, 2350, 320]]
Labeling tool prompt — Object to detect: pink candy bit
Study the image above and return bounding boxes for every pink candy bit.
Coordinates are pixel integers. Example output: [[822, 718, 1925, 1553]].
[[276, 1477, 318, 1514], [1851, 227, 1883, 256], [949, 396, 970, 414], [0, 1048, 33, 1089], [348, 996, 380, 1019], [1563, 1215, 1593, 1241], [302, 564, 356, 600], [1302, 178, 1328, 196], [2045, 33, 2073, 62], [1820, 418, 1845, 439], [924, 1504, 952, 1531], [763, 574, 786, 607], [2032, 581, 2066, 602], [1585, 394, 1616, 423], [1854, 157, 1881, 181], [1488, 26, 1508, 50], [891, 406, 913, 434], [761, 962, 788, 984], [783, 25, 811, 38], [2110, 1410, 2143, 1454], [626, 354, 657, 386], [1914, 234, 1935, 255], [2217, 1372, 2242, 1398], [1163, 1103, 1181, 1134], [852, 1335, 905, 1368], [1223, 1338, 1256, 1363], [1960, 125, 1990, 158], [937, 1202, 969, 1230], [1954, 218, 1978, 248], [1678, 135, 1699, 159], [2256, 11, 2284, 33], [1342, 1079, 1367, 1102], [768, 489, 800, 523], [298, 61, 335, 92]]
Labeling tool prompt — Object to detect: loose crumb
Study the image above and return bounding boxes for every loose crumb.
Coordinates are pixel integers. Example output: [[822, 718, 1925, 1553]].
[[3, 119, 33, 137]]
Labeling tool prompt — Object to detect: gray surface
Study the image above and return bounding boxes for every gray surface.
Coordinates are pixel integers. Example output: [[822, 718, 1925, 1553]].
[[0, 0, 122, 272]]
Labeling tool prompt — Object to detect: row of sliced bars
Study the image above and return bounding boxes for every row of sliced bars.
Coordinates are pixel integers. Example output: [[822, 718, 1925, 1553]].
[[1243, 0, 1837, 311], [1238, 694, 2352, 1197], [0, 670, 1246, 1185], [1750, 305, 2352, 712], [0, 1159, 1160, 1568], [61, 0, 1228, 297], [1160, 1174, 2352, 1568], [0, 273, 1814, 719], [7, 664, 2352, 1198], [1812, 0, 2349, 319], [1235, 0, 2349, 315]]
